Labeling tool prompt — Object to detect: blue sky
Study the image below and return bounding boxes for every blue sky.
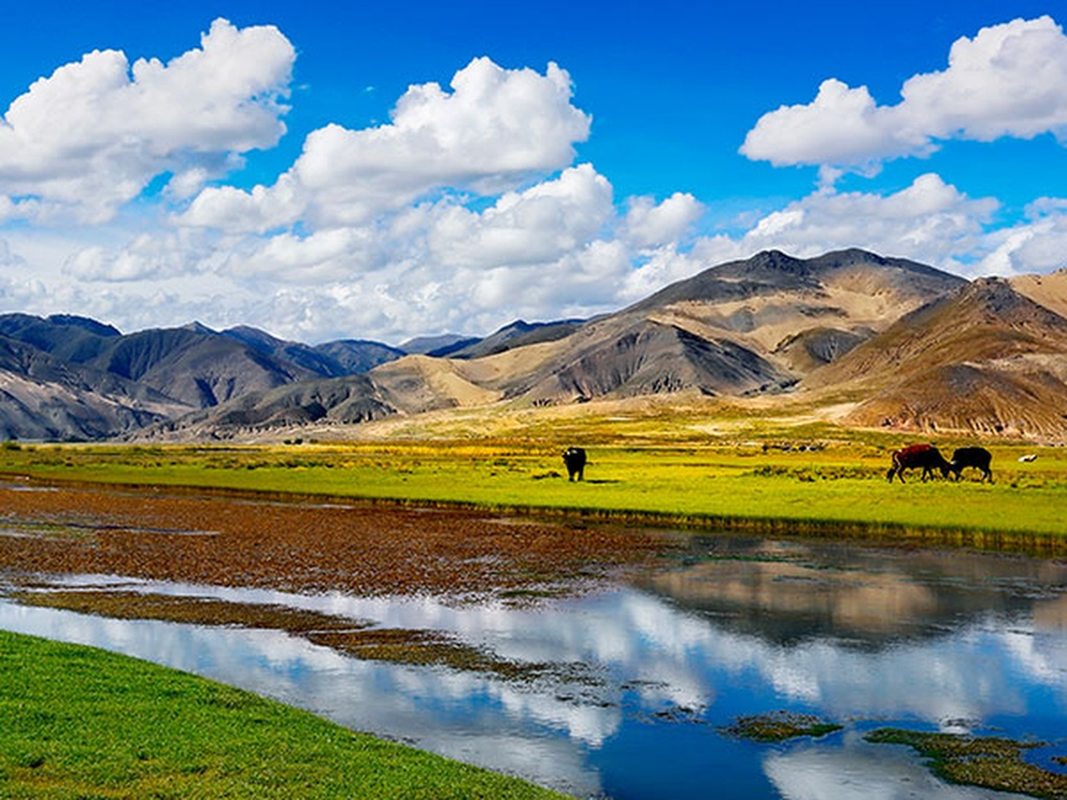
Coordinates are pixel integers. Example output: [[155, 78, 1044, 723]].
[[0, 1, 1065, 343]]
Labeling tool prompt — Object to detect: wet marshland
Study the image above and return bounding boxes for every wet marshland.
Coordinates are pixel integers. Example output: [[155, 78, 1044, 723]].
[[1, 479, 1065, 799]]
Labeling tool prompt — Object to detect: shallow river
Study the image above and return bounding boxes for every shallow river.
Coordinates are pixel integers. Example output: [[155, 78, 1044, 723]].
[[1, 487, 1066, 799]]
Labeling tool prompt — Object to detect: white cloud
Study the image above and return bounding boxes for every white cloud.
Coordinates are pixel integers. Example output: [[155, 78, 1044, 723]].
[[740, 79, 927, 173], [974, 211, 1067, 276], [183, 57, 592, 233], [901, 16, 1067, 142], [323, 56, 589, 195], [0, 238, 23, 270], [62, 229, 223, 282], [0, 18, 294, 223], [184, 164, 625, 338], [426, 164, 614, 268], [232, 227, 384, 282], [623, 192, 704, 248], [741, 16, 1067, 173], [181, 175, 307, 235], [619, 244, 704, 303], [698, 174, 999, 268], [26, 170, 1030, 343]]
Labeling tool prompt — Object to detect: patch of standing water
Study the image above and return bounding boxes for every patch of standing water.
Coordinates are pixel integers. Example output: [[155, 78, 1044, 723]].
[[2, 534, 1067, 799]]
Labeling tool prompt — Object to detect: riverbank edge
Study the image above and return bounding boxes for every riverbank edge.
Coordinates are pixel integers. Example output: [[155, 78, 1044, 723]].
[[0, 629, 571, 799]]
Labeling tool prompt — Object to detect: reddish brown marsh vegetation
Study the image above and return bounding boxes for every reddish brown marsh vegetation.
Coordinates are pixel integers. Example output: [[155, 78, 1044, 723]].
[[0, 481, 672, 602]]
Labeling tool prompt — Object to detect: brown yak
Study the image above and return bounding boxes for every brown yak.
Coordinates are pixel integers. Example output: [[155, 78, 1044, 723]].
[[886, 444, 952, 483]]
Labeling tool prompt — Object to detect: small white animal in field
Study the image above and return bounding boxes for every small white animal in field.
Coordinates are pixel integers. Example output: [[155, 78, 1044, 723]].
[[1018, 454, 1037, 463]]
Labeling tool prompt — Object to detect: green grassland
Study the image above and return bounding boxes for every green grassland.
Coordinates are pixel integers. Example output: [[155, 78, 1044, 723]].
[[2, 409, 1065, 552], [0, 630, 567, 800]]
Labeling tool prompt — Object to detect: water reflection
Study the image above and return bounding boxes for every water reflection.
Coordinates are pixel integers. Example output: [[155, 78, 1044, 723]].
[[763, 733, 1009, 800], [3, 534, 1066, 799]]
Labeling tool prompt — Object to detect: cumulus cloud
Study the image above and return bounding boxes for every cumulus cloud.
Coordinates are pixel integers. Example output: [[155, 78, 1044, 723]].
[[304, 57, 590, 195], [197, 164, 626, 336], [68, 160, 708, 341], [741, 16, 1067, 174], [691, 173, 999, 269], [62, 229, 225, 282], [975, 207, 1067, 276], [181, 174, 307, 235], [155, 58, 618, 339], [22, 167, 1067, 343], [623, 192, 704, 249], [182, 57, 592, 232], [740, 79, 926, 174], [0, 18, 294, 223], [901, 16, 1067, 142], [426, 164, 614, 268]]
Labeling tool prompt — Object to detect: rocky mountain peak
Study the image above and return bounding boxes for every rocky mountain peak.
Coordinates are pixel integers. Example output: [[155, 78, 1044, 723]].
[[746, 249, 808, 274]]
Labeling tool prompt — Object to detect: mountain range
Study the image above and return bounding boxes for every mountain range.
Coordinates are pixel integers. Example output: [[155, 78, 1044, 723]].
[[2, 248, 1065, 442]]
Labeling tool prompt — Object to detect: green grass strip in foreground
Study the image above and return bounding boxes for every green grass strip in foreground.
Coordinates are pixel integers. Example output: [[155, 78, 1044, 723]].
[[0, 630, 570, 800]]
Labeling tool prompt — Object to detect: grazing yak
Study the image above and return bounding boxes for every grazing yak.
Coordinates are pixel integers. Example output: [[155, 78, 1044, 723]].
[[949, 446, 993, 483], [562, 447, 587, 482], [887, 444, 952, 483]]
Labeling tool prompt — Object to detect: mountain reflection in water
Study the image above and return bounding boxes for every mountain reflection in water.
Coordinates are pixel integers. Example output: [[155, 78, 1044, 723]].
[[2, 533, 1066, 800]]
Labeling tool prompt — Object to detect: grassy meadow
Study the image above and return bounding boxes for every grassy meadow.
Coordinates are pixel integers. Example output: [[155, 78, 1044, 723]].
[[2, 403, 1065, 551], [0, 630, 567, 800]]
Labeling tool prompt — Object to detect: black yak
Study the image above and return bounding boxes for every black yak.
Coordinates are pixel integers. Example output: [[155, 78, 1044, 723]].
[[949, 447, 993, 483], [562, 447, 587, 482]]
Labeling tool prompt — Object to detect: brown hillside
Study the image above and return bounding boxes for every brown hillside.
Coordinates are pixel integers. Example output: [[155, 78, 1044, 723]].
[[128, 249, 975, 441], [396, 248, 966, 408], [0, 370, 174, 441], [1010, 269, 1067, 320], [518, 319, 793, 402], [626, 249, 962, 358], [370, 355, 504, 414], [806, 278, 1067, 436]]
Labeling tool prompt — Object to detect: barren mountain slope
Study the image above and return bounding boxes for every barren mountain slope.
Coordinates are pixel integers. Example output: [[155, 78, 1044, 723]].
[[134, 375, 398, 442], [0, 345, 181, 441], [400, 249, 966, 406], [0, 313, 122, 363], [444, 319, 585, 359], [0, 333, 190, 440], [0, 249, 982, 442], [806, 278, 1067, 436], [311, 338, 407, 373], [626, 249, 964, 353], [1010, 269, 1067, 320], [0, 371, 170, 441], [507, 318, 794, 402], [89, 328, 330, 408], [369, 356, 504, 414]]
